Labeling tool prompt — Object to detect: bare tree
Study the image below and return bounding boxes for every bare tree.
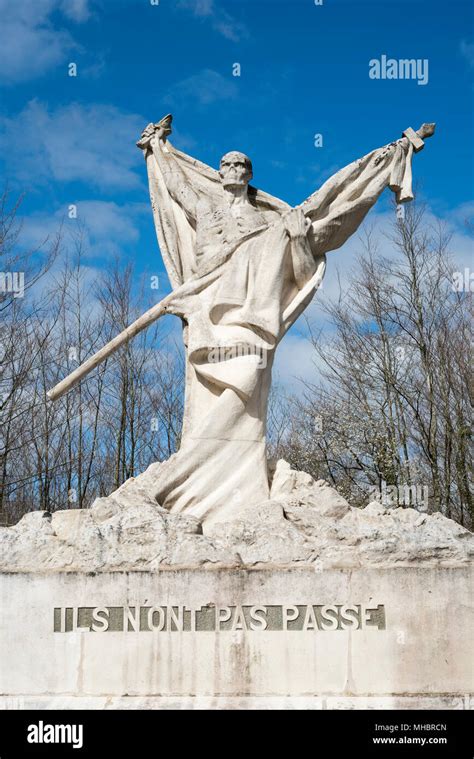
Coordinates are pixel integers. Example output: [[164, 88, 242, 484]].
[[0, 188, 60, 523], [1, 199, 184, 524], [272, 203, 473, 527]]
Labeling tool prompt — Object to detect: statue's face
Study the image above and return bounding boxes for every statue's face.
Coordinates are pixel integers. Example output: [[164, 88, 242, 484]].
[[219, 151, 253, 189]]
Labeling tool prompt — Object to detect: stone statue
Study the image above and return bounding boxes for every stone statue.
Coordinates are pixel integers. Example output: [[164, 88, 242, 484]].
[[48, 116, 435, 527]]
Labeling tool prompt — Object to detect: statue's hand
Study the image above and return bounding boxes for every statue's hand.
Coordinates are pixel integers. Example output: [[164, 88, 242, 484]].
[[137, 121, 170, 150], [137, 123, 157, 150], [283, 208, 311, 241], [142, 123, 156, 141]]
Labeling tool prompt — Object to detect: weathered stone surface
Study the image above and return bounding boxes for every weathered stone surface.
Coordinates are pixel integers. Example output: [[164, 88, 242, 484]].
[[50, 119, 433, 528], [0, 461, 472, 571], [1, 695, 470, 710], [0, 567, 472, 700]]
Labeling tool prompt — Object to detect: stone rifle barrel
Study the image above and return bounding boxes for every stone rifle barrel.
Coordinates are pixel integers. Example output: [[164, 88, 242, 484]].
[[47, 297, 169, 401]]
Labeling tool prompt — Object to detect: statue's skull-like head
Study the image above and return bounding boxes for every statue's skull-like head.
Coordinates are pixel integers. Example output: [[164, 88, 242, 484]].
[[219, 151, 253, 189]]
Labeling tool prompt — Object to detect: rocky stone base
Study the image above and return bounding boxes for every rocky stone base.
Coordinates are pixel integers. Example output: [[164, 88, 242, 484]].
[[1, 461, 472, 571]]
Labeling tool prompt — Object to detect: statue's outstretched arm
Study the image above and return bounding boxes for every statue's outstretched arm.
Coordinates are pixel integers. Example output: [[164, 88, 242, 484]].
[[138, 118, 199, 224], [301, 123, 435, 257]]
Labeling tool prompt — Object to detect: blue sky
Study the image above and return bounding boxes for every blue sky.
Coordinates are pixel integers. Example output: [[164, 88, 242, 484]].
[[0, 0, 473, 381]]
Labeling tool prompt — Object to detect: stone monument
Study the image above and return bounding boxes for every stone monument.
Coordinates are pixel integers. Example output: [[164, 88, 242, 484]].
[[1, 117, 472, 709]]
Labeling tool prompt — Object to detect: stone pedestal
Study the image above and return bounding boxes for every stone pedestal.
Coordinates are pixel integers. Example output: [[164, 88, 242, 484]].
[[1, 566, 472, 709]]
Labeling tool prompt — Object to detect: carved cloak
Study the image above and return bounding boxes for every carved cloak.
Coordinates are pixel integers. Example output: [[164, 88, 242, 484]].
[[139, 134, 414, 524]]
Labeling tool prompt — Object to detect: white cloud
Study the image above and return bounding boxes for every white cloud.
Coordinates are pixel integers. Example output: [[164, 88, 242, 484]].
[[61, 0, 91, 22], [273, 330, 328, 391], [0, 0, 91, 84], [460, 39, 474, 69], [446, 200, 474, 234], [32, 260, 103, 309], [163, 69, 238, 107], [71, 200, 143, 255], [191, 0, 214, 15], [0, 101, 145, 191], [177, 0, 248, 42], [18, 200, 146, 260], [213, 17, 246, 43]]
